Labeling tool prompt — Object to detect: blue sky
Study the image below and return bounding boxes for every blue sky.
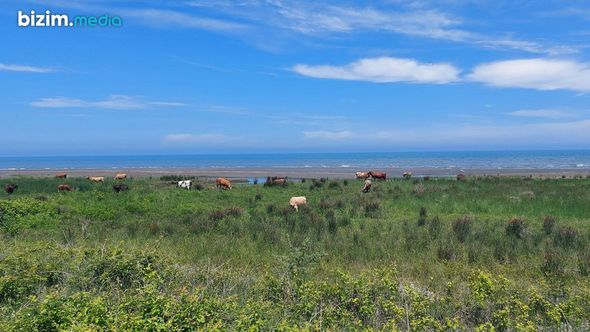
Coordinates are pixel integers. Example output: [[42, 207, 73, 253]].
[[1, 0, 590, 155]]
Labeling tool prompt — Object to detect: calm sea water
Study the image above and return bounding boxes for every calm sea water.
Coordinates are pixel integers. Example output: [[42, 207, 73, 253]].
[[1, 151, 590, 170]]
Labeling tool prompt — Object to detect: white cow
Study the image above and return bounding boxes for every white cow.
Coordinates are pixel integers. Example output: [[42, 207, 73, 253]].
[[177, 180, 192, 190], [289, 196, 307, 211]]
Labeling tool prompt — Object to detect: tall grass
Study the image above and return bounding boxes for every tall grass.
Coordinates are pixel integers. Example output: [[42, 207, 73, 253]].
[[0, 176, 589, 329]]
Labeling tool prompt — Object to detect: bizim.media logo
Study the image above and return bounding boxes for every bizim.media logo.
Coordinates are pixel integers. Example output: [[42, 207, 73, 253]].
[[17, 10, 122, 28]]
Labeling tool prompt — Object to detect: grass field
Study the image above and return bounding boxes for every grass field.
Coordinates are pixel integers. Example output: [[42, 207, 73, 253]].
[[1, 175, 589, 330]]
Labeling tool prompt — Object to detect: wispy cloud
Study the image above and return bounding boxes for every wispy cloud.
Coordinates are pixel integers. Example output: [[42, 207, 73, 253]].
[[508, 109, 573, 118], [468, 58, 590, 92], [303, 130, 353, 140], [31, 95, 186, 110], [184, 1, 576, 55], [301, 119, 590, 147], [0, 63, 55, 73], [293, 57, 460, 84]]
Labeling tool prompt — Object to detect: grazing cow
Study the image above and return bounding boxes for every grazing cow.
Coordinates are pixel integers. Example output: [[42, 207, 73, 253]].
[[289, 196, 307, 211], [355, 172, 370, 180], [369, 171, 387, 180], [402, 171, 412, 179], [115, 173, 127, 180], [216, 177, 232, 190], [177, 180, 192, 190], [264, 176, 287, 187], [457, 173, 466, 181], [362, 179, 372, 193], [55, 173, 67, 179], [87, 176, 105, 182], [113, 184, 129, 193], [4, 184, 18, 194], [58, 184, 74, 192]]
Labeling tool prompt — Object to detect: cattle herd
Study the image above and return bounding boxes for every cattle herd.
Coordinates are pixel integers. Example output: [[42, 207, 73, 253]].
[[3, 170, 467, 211]]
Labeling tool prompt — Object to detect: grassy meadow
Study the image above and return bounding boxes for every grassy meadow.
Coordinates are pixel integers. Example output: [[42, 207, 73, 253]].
[[0, 175, 589, 330]]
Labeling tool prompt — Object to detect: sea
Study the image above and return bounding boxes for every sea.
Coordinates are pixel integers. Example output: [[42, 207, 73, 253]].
[[1, 150, 590, 171]]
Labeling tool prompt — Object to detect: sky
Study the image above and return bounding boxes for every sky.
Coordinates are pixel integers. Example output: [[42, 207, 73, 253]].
[[1, 0, 590, 156]]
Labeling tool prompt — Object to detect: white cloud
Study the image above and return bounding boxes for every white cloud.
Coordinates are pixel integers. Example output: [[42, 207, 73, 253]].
[[468, 58, 590, 92], [0, 63, 55, 73], [303, 130, 353, 140], [293, 57, 460, 84], [508, 109, 572, 118], [30, 95, 186, 110], [163, 133, 239, 143]]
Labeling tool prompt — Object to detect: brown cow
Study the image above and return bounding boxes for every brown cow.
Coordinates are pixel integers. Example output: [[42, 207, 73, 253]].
[[87, 176, 105, 182], [362, 179, 372, 193], [55, 173, 67, 179], [115, 173, 127, 180], [113, 184, 129, 193], [216, 177, 232, 190], [264, 176, 287, 187], [369, 171, 387, 180], [457, 173, 466, 181], [5, 184, 18, 194], [355, 172, 370, 180], [58, 184, 74, 192]]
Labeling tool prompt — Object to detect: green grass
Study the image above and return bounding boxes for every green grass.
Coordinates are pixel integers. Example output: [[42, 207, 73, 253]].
[[1, 176, 589, 330]]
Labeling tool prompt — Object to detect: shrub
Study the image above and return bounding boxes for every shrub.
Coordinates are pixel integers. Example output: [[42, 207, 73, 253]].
[[541, 251, 563, 276], [208, 207, 243, 221], [554, 226, 578, 248], [578, 253, 590, 276], [413, 183, 425, 196], [452, 216, 472, 243], [506, 217, 526, 239], [418, 207, 427, 226], [543, 216, 556, 235], [363, 201, 380, 218], [148, 222, 160, 235], [437, 241, 459, 261], [309, 180, 324, 190], [328, 181, 341, 189], [208, 210, 226, 221], [266, 204, 276, 214], [428, 216, 441, 238]]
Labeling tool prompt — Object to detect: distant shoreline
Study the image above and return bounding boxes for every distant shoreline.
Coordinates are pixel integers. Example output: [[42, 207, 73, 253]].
[[2, 167, 590, 179]]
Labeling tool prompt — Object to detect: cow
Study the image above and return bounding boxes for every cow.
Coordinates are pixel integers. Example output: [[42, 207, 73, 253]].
[[4, 184, 18, 194], [87, 176, 105, 182], [457, 173, 466, 181], [115, 173, 127, 180], [177, 180, 192, 190], [355, 172, 370, 180], [369, 171, 387, 180], [55, 173, 67, 179], [402, 171, 412, 179], [58, 184, 74, 192], [113, 184, 129, 193], [362, 179, 372, 193], [264, 176, 287, 187], [289, 196, 307, 211], [216, 177, 232, 190]]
